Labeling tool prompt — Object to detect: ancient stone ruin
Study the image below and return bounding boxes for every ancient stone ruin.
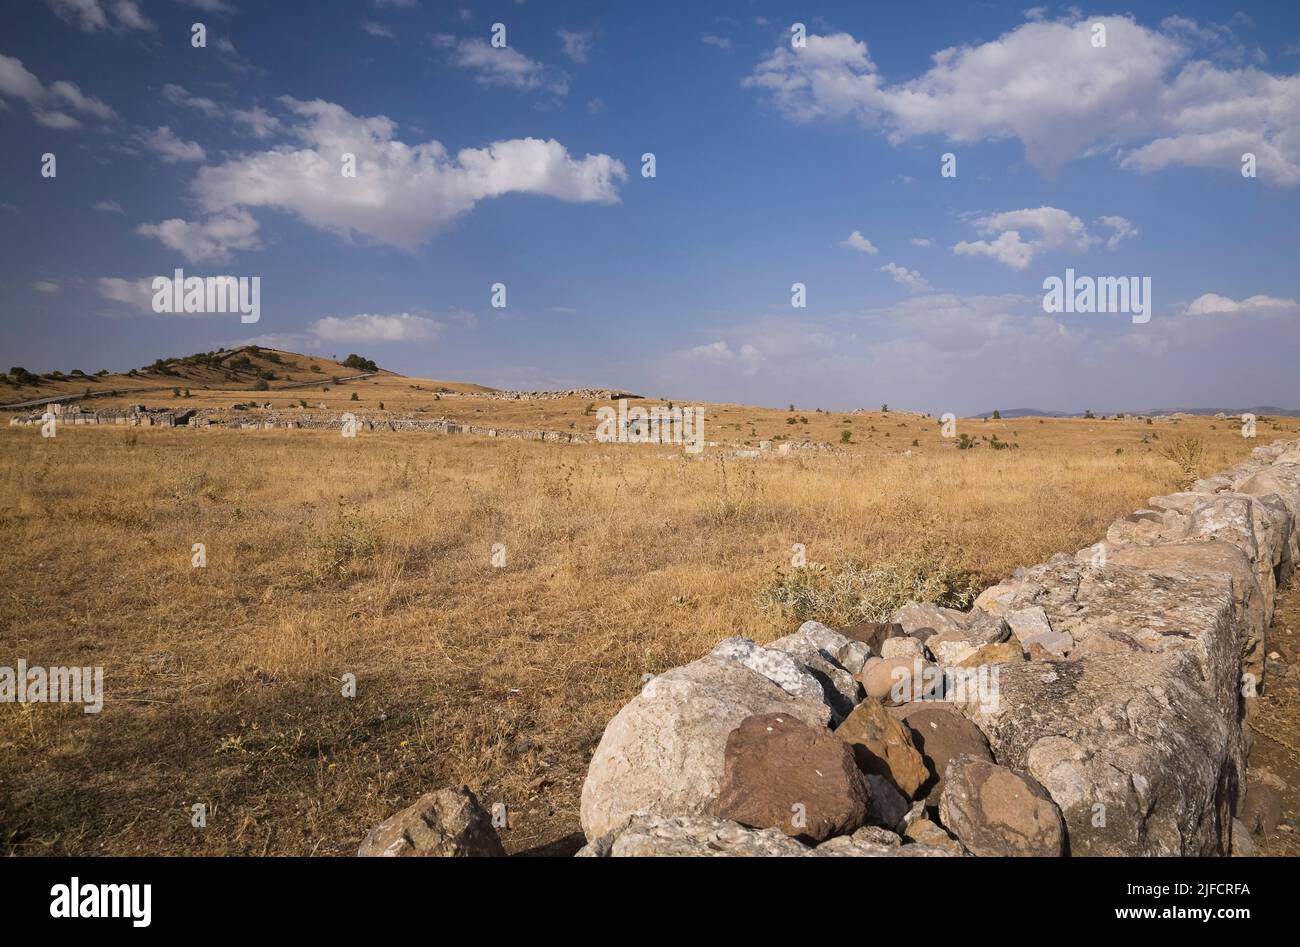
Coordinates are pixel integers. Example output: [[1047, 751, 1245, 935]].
[[360, 438, 1300, 856]]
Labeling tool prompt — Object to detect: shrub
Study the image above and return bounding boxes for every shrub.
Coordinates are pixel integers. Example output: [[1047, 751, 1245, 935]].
[[315, 505, 379, 579], [350, 392, 359, 401], [342, 354, 378, 373], [758, 552, 982, 626], [1158, 434, 1207, 488], [252, 379, 270, 391]]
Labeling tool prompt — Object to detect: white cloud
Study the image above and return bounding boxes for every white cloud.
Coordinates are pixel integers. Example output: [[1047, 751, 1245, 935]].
[[231, 105, 281, 138], [362, 21, 395, 39], [686, 340, 764, 375], [186, 98, 625, 251], [449, 38, 568, 96], [96, 276, 156, 312], [557, 29, 593, 64], [140, 126, 207, 163], [177, 0, 238, 13], [910, 237, 934, 247], [839, 231, 878, 254], [135, 209, 262, 263], [32, 280, 60, 293], [44, 0, 154, 32], [1096, 215, 1137, 250], [94, 199, 124, 213], [1185, 293, 1298, 315], [952, 206, 1128, 269], [162, 83, 220, 117], [880, 261, 931, 292], [0, 54, 115, 129], [954, 230, 1036, 269], [310, 312, 442, 343], [745, 17, 1300, 185], [702, 34, 731, 49]]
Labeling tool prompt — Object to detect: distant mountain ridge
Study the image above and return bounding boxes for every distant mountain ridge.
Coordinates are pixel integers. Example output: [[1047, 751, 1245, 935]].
[[972, 406, 1300, 420]]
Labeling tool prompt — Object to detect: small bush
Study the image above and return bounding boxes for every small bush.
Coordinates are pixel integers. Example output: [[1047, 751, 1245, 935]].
[[758, 553, 982, 626]]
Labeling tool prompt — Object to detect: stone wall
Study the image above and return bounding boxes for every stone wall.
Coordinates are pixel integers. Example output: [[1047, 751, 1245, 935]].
[[574, 438, 1300, 856]]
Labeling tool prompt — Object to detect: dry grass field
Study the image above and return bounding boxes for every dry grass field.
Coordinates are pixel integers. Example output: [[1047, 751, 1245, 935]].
[[1, 378, 1295, 855]]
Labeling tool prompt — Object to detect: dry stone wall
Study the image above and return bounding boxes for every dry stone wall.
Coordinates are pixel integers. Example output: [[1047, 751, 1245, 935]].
[[573, 437, 1300, 857]]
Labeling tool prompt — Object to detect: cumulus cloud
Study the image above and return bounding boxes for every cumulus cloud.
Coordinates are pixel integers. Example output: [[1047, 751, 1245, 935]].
[[96, 276, 157, 312], [880, 261, 931, 292], [0, 53, 115, 129], [910, 237, 934, 247], [1185, 293, 1298, 315], [135, 209, 262, 263], [839, 231, 878, 254], [231, 105, 282, 138], [32, 280, 59, 293], [685, 340, 764, 375], [362, 21, 395, 39], [952, 207, 1132, 269], [94, 199, 124, 213], [310, 312, 442, 343], [954, 230, 1036, 270], [702, 34, 731, 49], [744, 16, 1300, 185], [139, 126, 207, 163], [183, 98, 624, 251], [447, 37, 568, 96]]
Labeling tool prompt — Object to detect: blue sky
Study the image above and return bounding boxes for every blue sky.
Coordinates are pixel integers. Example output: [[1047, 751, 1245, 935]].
[[2, 0, 1299, 414]]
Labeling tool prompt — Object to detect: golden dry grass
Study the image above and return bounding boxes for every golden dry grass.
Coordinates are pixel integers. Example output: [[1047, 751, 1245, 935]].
[[0, 410, 1292, 855]]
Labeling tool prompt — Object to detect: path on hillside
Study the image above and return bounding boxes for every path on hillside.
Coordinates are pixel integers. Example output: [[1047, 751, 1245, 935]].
[[1251, 581, 1300, 855]]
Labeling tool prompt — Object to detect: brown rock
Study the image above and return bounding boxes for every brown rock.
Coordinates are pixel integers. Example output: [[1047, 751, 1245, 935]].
[[357, 786, 506, 857], [834, 698, 930, 799], [718, 712, 869, 843], [938, 756, 1065, 857], [891, 704, 994, 805], [904, 818, 965, 855], [857, 656, 943, 704], [958, 640, 1025, 667], [839, 621, 904, 653]]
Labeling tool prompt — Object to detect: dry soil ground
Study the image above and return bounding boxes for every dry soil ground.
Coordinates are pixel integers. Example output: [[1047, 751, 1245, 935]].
[[1, 361, 1296, 855]]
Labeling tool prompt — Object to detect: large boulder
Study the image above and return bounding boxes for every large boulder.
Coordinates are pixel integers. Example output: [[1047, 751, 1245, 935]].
[[965, 559, 1242, 706], [893, 601, 967, 637], [889, 703, 994, 805], [955, 650, 1242, 855], [357, 786, 505, 857], [766, 621, 868, 721], [858, 656, 944, 704], [710, 637, 829, 711], [594, 815, 815, 856], [1106, 540, 1268, 689], [718, 712, 869, 842], [579, 656, 831, 840], [834, 697, 930, 798], [579, 815, 957, 857], [938, 756, 1065, 857]]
